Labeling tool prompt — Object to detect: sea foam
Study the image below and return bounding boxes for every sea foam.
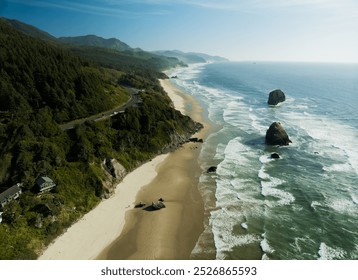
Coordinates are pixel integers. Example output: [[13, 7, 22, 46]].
[[318, 243, 345, 260], [175, 62, 358, 260], [210, 207, 261, 260], [260, 233, 275, 260]]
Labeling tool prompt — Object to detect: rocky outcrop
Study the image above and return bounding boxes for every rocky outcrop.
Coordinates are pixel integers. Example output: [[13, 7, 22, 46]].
[[101, 158, 127, 198], [268, 89, 286, 105], [161, 121, 203, 153], [265, 122, 292, 146], [104, 158, 127, 179]]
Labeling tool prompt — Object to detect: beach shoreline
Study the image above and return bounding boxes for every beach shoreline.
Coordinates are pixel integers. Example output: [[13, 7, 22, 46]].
[[97, 79, 210, 259], [39, 77, 209, 260]]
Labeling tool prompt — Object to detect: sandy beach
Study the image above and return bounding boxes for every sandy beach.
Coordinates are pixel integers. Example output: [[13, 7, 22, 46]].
[[97, 79, 210, 259], [39, 78, 209, 260]]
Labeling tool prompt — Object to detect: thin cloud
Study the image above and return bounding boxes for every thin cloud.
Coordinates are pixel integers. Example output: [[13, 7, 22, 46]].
[[8, 0, 358, 21], [10, 0, 358, 15], [9, 0, 169, 17], [136, 0, 358, 13]]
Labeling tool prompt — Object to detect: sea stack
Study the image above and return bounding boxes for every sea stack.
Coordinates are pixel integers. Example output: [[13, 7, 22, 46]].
[[271, 153, 280, 159], [268, 89, 286, 105], [265, 122, 292, 146]]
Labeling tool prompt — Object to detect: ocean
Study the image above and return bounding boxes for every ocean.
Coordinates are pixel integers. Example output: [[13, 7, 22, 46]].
[[166, 62, 358, 260]]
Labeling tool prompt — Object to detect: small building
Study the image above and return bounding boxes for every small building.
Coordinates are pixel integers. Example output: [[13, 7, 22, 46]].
[[36, 176, 56, 193], [0, 183, 22, 209]]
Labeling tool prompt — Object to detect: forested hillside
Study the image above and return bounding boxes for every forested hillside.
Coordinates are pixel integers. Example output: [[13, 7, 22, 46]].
[[68, 45, 183, 78], [4, 18, 56, 41], [0, 18, 201, 259], [0, 19, 129, 123], [58, 35, 133, 52]]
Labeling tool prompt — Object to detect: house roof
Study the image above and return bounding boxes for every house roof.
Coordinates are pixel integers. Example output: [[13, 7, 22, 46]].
[[0, 184, 22, 203], [36, 176, 54, 185]]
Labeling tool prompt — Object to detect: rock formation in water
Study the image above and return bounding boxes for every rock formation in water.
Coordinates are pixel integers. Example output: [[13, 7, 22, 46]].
[[268, 89, 286, 105], [265, 122, 292, 146], [271, 153, 280, 159]]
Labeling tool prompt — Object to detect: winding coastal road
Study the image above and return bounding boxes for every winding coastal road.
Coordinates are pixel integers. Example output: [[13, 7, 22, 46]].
[[60, 87, 142, 130]]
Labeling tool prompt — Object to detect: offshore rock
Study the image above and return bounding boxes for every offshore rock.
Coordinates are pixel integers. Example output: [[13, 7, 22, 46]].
[[271, 153, 280, 159], [265, 122, 292, 146], [268, 89, 286, 105]]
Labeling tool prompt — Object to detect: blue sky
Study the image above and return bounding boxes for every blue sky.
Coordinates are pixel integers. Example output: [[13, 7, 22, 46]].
[[1, 0, 358, 62]]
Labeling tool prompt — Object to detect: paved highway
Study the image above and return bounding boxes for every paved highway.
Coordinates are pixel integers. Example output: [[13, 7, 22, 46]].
[[60, 87, 142, 131]]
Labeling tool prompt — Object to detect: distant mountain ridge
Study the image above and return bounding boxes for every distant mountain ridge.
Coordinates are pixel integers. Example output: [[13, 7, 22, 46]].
[[153, 50, 229, 64], [3, 17, 228, 67], [58, 35, 136, 52], [2, 17, 56, 41]]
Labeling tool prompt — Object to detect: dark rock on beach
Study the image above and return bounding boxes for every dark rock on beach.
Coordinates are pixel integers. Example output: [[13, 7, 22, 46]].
[[135, 202, 146, 208], [268, 89, 286, 105], [189, 137, 203, 143], [207, 166, 217, 173], [151, 201, 166, 210], [265, 122, 292, 146], [161, 122, 203, 153]]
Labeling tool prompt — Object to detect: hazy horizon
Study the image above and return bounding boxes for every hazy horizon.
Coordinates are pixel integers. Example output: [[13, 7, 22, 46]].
[[1, 0, 358, 63]]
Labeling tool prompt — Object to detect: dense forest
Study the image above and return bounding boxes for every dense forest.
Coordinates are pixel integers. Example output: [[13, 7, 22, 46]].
[[0, 19, 130, 123], [0, 18, 201, 259]]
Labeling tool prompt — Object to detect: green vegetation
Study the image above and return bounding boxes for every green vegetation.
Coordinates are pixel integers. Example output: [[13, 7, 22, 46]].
[[0, 19, 130, 124], [4, 18, 57, 42], [58, 34, 186, 74], [68, 46, 184, 79], [58, 35, 133, 52], [0, 18, 201, 259]]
